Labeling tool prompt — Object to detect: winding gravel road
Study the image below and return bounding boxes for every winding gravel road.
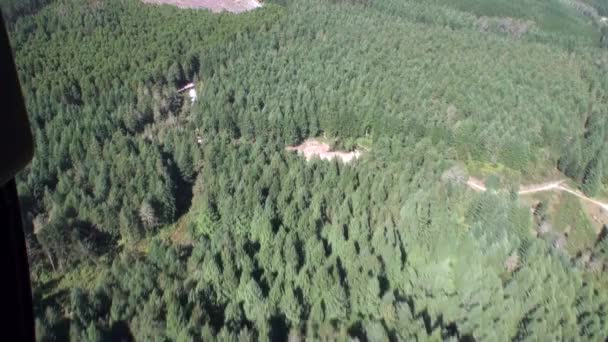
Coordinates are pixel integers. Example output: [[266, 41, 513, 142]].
[[466, 178, 608, 211]]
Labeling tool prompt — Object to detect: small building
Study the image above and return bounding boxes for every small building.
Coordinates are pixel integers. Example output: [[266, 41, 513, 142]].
[[177, 82, 197, 103], [188, 88, 197, 103]]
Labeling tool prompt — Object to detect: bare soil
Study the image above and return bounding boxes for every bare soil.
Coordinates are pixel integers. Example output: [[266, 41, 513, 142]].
[[286, 139, 362, 164], [142, 0, 262, 13]]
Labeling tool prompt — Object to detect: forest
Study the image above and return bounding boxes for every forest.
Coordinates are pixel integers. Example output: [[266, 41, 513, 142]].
[[3, 0, 608, 340], [0, 0, 53, 22]]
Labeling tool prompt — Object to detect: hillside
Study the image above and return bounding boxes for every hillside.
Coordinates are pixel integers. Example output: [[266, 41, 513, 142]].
[[142, 0, 262, 13], [4, 0, 608, 340]]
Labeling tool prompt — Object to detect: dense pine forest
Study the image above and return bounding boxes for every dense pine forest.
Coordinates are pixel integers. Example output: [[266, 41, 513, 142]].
[[4, 0, 608, 340]]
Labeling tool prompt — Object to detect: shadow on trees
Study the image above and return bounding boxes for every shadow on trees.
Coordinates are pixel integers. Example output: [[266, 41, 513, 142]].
[[162, 151, 194, 219], [269, 315, 288, 342], [108, 320, 134, 342], [31, 278, 60, 314], [51, 317, 70, 342], [348, 321, 367, 341]]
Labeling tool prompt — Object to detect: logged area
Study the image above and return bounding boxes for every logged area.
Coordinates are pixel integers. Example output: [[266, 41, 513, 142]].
[[286, 139, 362, 163], [5, 0, 608, 340], [142, 0, 262, 13]]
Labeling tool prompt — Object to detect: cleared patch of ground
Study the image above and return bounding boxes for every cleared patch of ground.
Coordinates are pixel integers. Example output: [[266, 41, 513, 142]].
[[476, 16, 535, 39], [579, 195, 608, 234], [467, 176, 608, 211], [286, 138, 363, 164], [134, 214, 194, 254], [552, 193, 597, 254], [467, 176, 607, 255], [142, 0, 262, 13]]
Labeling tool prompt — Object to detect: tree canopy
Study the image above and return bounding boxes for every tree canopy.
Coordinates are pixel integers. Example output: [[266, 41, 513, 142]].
[[5, 0, 608, 340]]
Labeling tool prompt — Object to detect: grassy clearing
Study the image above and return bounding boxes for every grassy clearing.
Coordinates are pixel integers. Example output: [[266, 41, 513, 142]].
[[467, 157, 569, 190], [134, 212, 195, 254], [35, 262, 109, 308], [355, 136, 373, 151], [519, 189, 598, 255], [597, 183, 608, 199], [553, 192, 597, 254], [413, 0, 599, 42], [55, 264, 104, 292], [466, 160, 522, 187]]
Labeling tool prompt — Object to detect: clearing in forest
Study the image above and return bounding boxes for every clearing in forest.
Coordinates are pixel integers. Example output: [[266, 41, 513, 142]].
[[142, 0, 262, 13], [286, 139, 362, 164], [466, 177, 608, 212], [468, 176, 608, 254]]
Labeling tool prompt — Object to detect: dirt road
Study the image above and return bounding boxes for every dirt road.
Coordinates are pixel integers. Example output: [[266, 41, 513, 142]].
[[466, 177, 608, 211], [518, 181, 565, 195]]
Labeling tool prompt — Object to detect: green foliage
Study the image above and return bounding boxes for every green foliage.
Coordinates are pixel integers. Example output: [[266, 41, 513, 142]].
[[412, 0, 599, 42], [484, 174, 501, 190], [553, 193, 597, 254], [559, 110, 608, 194], [585, 0, 608, 16], [191, 207, 218, 238], [12, 0, 608, 340], [0, 0, 53, 22]]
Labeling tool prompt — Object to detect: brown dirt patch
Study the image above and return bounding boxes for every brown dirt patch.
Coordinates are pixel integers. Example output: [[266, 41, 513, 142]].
[[286, 139, 362, 164], [142, 0, 262, 13]]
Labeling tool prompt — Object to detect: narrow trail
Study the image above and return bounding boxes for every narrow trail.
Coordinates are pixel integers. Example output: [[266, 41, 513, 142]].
[[466, 178, 608, 211]]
